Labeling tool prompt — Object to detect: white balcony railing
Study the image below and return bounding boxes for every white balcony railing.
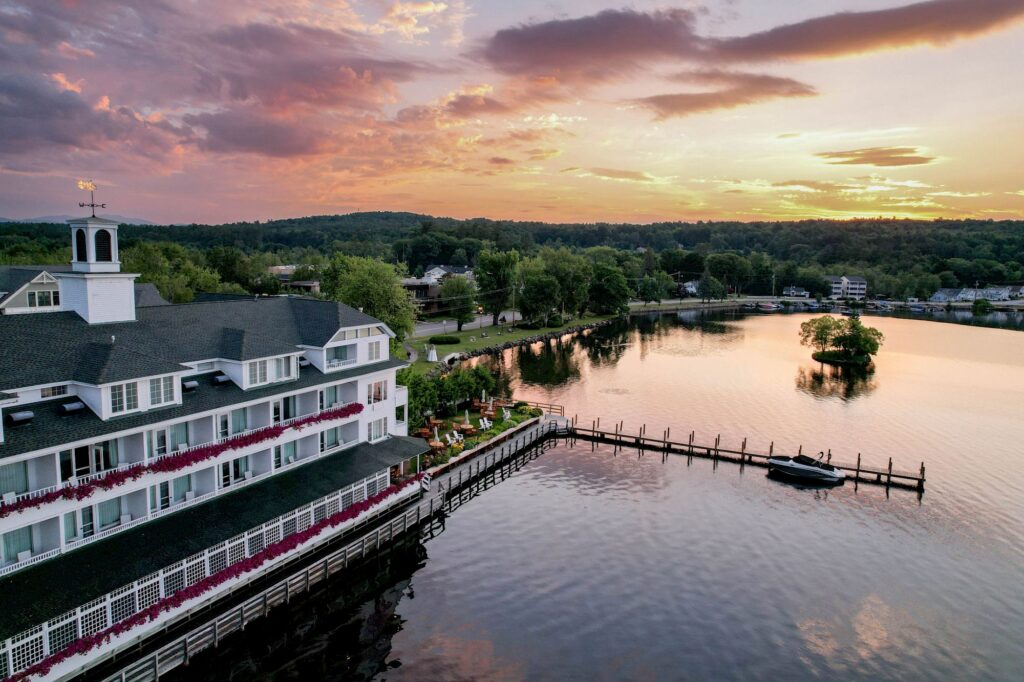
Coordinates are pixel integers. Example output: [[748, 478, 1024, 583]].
[[0, 547, 61, 578], [326, 357, 357, 370]]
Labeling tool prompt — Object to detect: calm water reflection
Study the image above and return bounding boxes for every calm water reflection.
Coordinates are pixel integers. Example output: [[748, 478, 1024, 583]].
[[186, 313, 1024, 681]]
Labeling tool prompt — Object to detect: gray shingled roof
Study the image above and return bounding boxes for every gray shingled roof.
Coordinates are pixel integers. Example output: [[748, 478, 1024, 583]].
[[134, 283, 169, 307], [0, 357, 406, 459], [0, 296, 383, 392], [0, 265, 72, 305], [0, 435, 427, 641]]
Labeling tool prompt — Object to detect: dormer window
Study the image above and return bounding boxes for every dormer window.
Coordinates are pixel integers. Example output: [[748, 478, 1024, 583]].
[[149, 376, 174, 406], [248, 360, 268, 386], [368, 340, 382, 362], [275, 357, 293, 380], [27, 290, 60, 308], [110, 382, 139, 414]]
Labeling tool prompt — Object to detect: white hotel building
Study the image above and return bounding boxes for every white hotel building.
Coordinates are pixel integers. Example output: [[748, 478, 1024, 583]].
[[0, 217, 425, 679]]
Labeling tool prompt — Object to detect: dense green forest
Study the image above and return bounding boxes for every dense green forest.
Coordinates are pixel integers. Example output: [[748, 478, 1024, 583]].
[[2, 214, 1021, 303]]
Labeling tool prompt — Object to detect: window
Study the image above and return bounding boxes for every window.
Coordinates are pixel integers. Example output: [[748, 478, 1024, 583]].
[[396, 404, 406, 424], [110, 382, 138, 413], [169, 422, 189, 450], [231, 408, 247, 434], [218, 414, 230, 439], [172, 474, 191, 503], [0, 461, 28, 496], [149, 429, 168, 457], [274, 441, 297, 468], [368, 341, 382, 362], [221, 456, 250, 487], [91, 440, 119, 472], [320, 428, 340, 452], [59, 446, 90, 481], [41, 385, 67, 398], [367, 380, 387, 404], [320, 385, 338, 410], [63, 512, 78, 542], [150, 482, 170, 511], [2, 526, 32, 564], [97, 497, 122, 528], [149, 376, 174, 406], [273, 396, 296, 424], [248, 360, 268, 385], [359, 328, 370, 338], [26, 290, 58, 308], [368, 417, 387, 442], [275, 357, 293, 380]]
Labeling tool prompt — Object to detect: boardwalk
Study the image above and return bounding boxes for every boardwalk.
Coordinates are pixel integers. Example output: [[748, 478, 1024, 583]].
[[568, 419, 925, 492]]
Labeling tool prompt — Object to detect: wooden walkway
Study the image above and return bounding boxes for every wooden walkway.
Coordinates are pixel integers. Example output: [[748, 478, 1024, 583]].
[[566, 417, 925, 492]]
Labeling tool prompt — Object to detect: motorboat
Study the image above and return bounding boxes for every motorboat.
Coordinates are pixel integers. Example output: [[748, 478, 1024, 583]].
[[767, 454, 846, 483], [757, 302, 782, 312]]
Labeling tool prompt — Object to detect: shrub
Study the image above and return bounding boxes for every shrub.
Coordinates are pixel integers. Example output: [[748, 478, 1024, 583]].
[[429, 335, 460, 345]]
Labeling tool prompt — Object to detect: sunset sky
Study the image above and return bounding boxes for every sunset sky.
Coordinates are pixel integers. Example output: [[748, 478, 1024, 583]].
[[2, 0, 1023, 224]]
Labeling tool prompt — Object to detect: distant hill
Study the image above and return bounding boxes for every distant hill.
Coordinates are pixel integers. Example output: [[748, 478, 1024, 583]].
[[4, 214, 156, 225]]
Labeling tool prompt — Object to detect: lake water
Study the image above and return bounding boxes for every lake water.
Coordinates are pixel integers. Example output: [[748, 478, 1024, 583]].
[[183, 312, 1024, 681]]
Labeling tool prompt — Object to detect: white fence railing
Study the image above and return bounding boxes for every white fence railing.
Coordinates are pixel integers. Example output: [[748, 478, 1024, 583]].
[[0, 467, 396, 679]]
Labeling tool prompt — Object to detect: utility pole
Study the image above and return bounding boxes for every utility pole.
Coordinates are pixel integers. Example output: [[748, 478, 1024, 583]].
[[771, 272, 776, 298]]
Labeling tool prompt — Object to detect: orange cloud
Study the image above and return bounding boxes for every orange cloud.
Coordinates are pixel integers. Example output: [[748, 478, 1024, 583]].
[[635, 71, 816, 119], [816, 147, 936, 167]]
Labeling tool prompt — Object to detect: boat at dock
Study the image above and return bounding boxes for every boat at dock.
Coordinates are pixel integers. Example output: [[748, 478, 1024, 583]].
[[767, 454, 846, 483], [757, 302, 782, 312]]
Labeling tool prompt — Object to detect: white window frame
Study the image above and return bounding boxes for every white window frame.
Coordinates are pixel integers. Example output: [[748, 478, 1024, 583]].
[[248, 360, 269, 386], [367, 380, 388, 404], [110, 382, 139, 414], [368, 340, 382, 362], [40, 385, 68, 398], [368, 417, 387, 442], [275, 356, 293, 380], [149, 376, 174, 406]]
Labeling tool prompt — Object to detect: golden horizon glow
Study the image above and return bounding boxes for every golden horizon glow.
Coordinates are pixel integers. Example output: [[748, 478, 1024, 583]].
[[1, 1, 1023, 224]]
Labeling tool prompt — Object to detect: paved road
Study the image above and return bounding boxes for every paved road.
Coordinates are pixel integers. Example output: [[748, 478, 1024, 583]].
[[413, 310, 518, 338]]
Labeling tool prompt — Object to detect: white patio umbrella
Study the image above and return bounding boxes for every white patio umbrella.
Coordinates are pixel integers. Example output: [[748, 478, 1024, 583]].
[[433, 426, 439, 441], [465, 409, 470, 423]]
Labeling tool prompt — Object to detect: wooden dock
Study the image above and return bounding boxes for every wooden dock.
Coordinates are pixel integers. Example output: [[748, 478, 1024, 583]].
[[565, 417, 925, 492]]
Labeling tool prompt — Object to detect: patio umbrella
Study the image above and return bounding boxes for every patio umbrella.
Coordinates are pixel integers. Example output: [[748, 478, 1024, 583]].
[[433, 426, 439, 441], [482, 389, 487, 402], [465, 409, 470, 423]]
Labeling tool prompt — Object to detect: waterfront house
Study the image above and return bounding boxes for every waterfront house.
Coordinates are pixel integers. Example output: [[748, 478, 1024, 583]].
[[401, 265, 474, 314], [824, 275, 867, 300], [782, 286, 809, 298], [0, 217, 424, 678], [956, 287, 1012, 302], [929, 288, 962, 303]]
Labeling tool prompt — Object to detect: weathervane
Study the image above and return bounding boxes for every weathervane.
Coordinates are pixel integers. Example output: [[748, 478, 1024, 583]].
[[77, 179, 105, 217]]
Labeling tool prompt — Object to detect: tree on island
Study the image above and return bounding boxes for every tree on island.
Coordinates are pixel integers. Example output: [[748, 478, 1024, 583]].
[[439, 276, 477, 331], [800, 315, 884, 366]]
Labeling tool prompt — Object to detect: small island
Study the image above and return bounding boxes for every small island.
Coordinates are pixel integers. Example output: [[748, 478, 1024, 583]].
[[799, 315, 885, 368]]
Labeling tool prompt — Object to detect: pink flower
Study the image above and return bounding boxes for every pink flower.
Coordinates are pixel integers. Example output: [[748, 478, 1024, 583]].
[[3, 471, 422, 682]]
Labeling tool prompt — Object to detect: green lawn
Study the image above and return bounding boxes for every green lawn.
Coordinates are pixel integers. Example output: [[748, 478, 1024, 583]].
[[404, 314, 614, 374]]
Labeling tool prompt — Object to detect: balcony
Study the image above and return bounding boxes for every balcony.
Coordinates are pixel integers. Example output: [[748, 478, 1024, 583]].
[[326, 357, 357, 370]]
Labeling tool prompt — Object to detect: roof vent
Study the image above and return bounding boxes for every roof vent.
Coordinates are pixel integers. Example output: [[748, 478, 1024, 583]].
[[212, 374, 232, 385], [58, 401, 86, 416], [7, 410, 34, 426], [182, 380, 200, 392]]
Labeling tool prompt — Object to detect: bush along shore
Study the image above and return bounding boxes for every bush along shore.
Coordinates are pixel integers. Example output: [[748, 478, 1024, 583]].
[[430, 318, 617, 376]]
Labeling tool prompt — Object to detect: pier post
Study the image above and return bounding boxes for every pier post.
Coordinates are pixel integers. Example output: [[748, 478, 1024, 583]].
[[855, 453, 861, 484], [769, 441, 773, 456], [919, 461, 926, 491], [798, 445, 802, 456], [887, 457, 893, 487]]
